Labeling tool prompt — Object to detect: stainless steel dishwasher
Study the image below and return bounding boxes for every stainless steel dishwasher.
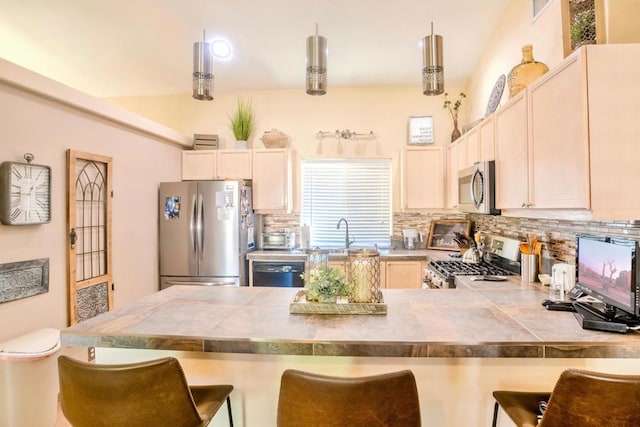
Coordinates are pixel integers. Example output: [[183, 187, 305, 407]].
[[251, 261, 305, 287]]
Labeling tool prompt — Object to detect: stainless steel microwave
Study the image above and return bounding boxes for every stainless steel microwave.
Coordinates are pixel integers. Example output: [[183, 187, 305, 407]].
[[261, 232, 296, 250], [458, 161, 500, 215]]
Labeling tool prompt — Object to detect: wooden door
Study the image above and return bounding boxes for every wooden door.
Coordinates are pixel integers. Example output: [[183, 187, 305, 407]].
[[478, 117, 495, 162], [181, 150, 217, 180], [252, 149, 291, 212], [494, 91, 529, 209], [528, 49, 590, 209], [66, 150, 113, 325], [446, 142, 459, 209], [385, 261, 424, 289], [217, 149, 252, 179], [401, 146, 445, 209]]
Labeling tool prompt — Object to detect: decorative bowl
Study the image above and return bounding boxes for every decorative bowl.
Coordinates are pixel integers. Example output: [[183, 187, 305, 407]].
[[260, 129, 289, 148]]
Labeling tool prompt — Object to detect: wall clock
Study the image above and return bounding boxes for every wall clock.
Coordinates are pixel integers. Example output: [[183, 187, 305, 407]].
[[0, 154, 52, 225]]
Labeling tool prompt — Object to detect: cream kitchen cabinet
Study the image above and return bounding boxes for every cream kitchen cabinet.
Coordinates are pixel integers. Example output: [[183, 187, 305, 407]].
[[494, 45, 639, 215], [461, 127, 478, 169], [494, 91, 529, 209], [446, 142, 459, 209], [527, 47, 590, 210], [332, 259, 424, 289], [401, 146, 445, 209], [477, 116, 495, 162], [181, 149, 252, 180], [328, 260, 346, 274], [383, 260, 425, 289], [252, 148, 292, 213], [182, 150, 217, 180], [573, 44, 640, 220], [217, 149, 252, 179]]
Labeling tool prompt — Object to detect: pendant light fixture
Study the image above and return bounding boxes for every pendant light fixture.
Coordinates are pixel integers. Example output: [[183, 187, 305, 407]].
[[193, 29, 214, 100], [306, 23, 327, 96], [422, 22, 444, 96]]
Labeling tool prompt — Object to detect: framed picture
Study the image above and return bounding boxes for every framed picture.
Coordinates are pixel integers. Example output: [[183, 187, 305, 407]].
[[427, 219, 472, 251], [407, 115, 434, 145], [532, 0, 551, 21]]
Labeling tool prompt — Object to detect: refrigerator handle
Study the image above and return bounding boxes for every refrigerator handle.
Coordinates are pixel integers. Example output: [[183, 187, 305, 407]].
[[197, 193, 204, 261], [190, 194, 198, 257]]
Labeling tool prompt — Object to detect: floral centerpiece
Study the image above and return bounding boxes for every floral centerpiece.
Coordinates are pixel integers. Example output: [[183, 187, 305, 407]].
[[443, 92, 466, 142], [302, 265, 351, 303]]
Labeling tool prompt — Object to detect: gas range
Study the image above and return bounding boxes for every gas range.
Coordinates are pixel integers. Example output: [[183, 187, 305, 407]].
[[423, 234, 522, 289]]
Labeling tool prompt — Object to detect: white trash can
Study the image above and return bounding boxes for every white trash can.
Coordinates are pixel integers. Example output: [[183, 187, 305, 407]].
[[0, 328, 61, 427]]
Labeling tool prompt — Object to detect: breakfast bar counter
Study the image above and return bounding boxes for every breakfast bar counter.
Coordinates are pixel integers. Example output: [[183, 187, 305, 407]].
[[61, 281, 640, 359]]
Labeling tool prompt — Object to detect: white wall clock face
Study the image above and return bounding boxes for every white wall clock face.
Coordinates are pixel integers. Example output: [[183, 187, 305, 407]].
[[0, 161, 52, 225]]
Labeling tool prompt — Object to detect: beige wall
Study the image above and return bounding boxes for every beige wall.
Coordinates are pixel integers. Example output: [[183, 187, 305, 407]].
[[465, 0, 565, 121], [109, 86, 466, 213], [0, 62, 185, 342]]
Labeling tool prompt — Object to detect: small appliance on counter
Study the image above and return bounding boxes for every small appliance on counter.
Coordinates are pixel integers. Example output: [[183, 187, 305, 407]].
[[261, 231, 296, 250], [402, 228, 423, 250]]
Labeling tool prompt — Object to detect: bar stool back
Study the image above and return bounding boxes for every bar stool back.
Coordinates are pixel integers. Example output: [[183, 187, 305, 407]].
[[277, 369, 421, 427], [58, 355, 233, 427], [492, 368, 640, 427]]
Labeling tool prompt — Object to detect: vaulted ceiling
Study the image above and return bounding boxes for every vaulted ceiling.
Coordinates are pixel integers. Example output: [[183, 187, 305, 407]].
[[0, 0, 511, 98]]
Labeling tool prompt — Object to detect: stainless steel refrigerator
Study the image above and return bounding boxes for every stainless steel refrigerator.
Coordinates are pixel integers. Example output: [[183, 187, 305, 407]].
[[159, 180, 256, 289]]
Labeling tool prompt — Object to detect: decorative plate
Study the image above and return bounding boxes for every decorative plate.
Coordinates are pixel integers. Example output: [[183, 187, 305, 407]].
[[484, 74, 506, 117]]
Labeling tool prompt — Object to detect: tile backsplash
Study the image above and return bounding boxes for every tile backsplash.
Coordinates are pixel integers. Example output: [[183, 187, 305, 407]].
[[469, 214, 640, 271], [262, 212, 640, 274]]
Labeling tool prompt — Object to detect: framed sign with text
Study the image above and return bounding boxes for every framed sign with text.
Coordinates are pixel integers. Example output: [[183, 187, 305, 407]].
[[407, 115, 434, 145]]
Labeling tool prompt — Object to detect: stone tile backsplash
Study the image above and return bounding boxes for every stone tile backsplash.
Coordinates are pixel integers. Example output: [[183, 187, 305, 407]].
[[262, 212, 640, 272]]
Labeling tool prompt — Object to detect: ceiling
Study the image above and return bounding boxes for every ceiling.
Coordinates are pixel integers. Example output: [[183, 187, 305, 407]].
[[0, 0, 510, 98]]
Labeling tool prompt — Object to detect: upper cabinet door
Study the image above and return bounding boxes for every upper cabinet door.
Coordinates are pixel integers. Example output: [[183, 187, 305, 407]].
[[528, 48, 590, 209], [217, 149, 252, 179], [446, 142, 459, 210], [252, 149, 292, 213], [478, 116, 495, 162], [494, 91, 529, 209], [401, 146, 445, 209], [587, 44, 640, 220], [182, 150, 217, 180]]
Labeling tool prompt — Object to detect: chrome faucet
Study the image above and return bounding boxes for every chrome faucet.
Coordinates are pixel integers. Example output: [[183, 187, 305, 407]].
[[336, 218, 355, 249]]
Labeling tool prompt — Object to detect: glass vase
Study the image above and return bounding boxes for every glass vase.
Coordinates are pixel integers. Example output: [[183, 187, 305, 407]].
[[507, 45, 549, 98], [451, 120, 461, 142]]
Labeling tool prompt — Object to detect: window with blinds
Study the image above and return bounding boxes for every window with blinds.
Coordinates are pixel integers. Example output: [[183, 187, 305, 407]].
[[301, 159, 392, 248]]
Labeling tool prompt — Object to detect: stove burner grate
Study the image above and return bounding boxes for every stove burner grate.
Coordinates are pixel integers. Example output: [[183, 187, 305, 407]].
[[429, 260, 516, 278]]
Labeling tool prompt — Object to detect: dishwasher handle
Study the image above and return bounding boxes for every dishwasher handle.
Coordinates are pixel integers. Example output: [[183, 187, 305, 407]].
[[253, 263, 304, 274]]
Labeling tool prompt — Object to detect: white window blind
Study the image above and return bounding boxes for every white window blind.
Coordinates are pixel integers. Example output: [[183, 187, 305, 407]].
[[301, 159, 392, 248]]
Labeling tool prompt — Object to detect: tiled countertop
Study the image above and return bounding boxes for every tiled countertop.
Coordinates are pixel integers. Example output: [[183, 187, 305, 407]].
[[247, 248, 445, 262], [61, 281, 640, 359]]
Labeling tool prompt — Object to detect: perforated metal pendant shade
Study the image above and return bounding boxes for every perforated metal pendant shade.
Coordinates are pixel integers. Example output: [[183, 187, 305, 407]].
[[422, 22, 444, 96], [306, 24, 327, 96], [193, 31, 214, 101]]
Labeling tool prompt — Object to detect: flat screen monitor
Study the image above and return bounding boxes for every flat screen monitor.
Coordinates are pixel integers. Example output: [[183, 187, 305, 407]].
[[576, 235, 639, 318]]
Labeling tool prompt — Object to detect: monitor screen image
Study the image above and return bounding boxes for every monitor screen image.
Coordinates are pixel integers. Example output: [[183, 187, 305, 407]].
[[576, 236, 637, 315]]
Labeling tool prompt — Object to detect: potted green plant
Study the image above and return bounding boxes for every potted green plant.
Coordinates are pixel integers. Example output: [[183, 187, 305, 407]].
[[228, 98, 254, 148], [303, 265, 351, 303]]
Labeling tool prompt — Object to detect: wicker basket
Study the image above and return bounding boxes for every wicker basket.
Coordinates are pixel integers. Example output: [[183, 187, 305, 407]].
[[260, 129, 290, 148]]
